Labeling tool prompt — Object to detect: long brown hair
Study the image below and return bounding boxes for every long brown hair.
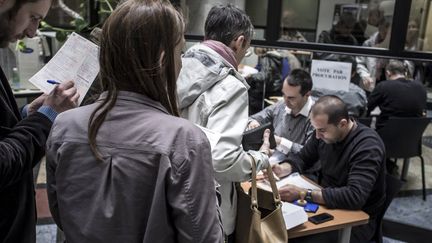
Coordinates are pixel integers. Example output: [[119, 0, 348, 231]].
[[88, 0, 184, 160]]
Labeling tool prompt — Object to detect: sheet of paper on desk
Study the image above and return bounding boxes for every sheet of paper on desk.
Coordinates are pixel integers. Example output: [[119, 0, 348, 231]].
[[269, 150, 288, 165], [277, 173, 320, 190], [28, 32, 99, 105], [258, 172, 320, 191], [282, 202, 307, 229]]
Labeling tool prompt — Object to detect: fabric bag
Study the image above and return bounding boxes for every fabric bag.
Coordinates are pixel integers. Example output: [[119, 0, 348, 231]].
[[235, 158, 288, 243]]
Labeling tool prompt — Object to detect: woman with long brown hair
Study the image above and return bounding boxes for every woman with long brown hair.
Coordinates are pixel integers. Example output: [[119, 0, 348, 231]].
[[46, 1, 223, 242]]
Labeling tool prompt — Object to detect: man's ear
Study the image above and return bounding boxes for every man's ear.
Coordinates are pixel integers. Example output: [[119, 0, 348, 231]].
[[339, 118, 348, 128], [385, 70, 391, 77], [230, 35, 245, 53]]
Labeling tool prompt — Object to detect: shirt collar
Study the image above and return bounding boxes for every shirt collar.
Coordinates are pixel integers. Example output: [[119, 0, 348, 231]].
[[284, 96, 314, 117]]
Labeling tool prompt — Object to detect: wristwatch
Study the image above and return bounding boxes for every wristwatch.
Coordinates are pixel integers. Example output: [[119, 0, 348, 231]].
[[305, 189, 313, 202]]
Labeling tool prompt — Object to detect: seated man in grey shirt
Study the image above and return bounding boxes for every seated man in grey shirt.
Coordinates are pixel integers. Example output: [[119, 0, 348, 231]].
[[248, 69, 314, 155]]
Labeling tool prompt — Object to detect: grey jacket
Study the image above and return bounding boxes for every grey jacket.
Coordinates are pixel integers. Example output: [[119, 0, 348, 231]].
[[312, 83, 367, 117], [177, 43, 269, 235], [46, 91, 223, 243]]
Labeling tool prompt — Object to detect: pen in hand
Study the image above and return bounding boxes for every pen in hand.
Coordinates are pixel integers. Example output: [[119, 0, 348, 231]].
[[47, 80, 60, 85]]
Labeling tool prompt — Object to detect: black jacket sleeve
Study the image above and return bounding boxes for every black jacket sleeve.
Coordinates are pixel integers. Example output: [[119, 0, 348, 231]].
[[287, 132, 320, 172], [0, 113, 52, 190], [367, 83, 384, 115]]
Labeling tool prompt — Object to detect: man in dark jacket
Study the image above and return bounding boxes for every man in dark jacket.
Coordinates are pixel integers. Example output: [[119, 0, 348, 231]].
[[367, 59, 427, 130], [0, 0, 78, 242], [273, 95, 386, 243]]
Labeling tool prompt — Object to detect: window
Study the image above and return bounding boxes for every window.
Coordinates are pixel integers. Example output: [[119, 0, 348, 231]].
[[279, 0, 396, 49], [180, 0, 268, 39], [407, 0, 432, 52]]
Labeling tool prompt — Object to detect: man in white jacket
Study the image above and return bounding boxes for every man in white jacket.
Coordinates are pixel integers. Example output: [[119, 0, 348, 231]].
[[176, 4, 270, 242]]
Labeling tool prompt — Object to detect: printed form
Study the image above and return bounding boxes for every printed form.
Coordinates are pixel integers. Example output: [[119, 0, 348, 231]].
[[258, 172, 321, 191], [29, 32, 100, 105]]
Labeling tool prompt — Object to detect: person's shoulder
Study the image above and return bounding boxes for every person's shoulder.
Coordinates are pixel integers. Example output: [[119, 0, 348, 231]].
[[55, 105, 94, 123], [411, 80, 427, 90], [164, 115, 206, 140], [219, 73, 249, 92], [355, 123, 382, 142]]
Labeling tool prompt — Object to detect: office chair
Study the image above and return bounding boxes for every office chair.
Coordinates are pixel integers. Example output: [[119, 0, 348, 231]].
[[377, 117, 430, 200], [372, 174, 404, 243]]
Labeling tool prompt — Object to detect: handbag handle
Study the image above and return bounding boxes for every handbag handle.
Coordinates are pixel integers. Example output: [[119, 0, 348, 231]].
[[250, 157, 282, 209]]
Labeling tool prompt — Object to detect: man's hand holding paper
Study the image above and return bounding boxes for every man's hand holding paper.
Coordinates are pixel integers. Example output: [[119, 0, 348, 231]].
[[28, 33, 99, 106], [43, 80, 79, 113]]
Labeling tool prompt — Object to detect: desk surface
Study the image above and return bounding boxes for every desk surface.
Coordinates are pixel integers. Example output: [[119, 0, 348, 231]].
[[241, 181, 369, 239], [288, 205, 369, 238]]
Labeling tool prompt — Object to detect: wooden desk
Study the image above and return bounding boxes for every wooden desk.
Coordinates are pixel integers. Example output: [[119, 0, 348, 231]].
[[241, 181, 369, 243], [288, 205, 369, 243]]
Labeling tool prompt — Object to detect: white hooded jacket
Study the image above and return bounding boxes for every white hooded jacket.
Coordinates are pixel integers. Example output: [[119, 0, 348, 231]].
[[177, 43, 269, 235]]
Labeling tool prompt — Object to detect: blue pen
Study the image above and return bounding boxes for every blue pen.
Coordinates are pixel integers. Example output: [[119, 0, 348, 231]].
[[47, 79, 60, 85]]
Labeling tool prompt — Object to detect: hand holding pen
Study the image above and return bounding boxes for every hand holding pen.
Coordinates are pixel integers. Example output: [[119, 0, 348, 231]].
[[43, 80, 80, 113], [47, 79, 61, 85]]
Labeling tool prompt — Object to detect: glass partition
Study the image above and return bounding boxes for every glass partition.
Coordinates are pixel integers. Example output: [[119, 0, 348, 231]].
[[408, 0, 432, 52], [279, 0, 396, 49]]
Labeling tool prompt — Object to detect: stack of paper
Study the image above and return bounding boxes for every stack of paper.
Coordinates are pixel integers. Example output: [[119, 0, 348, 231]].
[[282, 202, 308, 229], [258, 172, 320, 191]]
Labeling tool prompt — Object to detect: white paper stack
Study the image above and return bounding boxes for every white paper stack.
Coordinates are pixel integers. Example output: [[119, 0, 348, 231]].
[[258, 172, 321, 191], [282, 202, 308, 229]]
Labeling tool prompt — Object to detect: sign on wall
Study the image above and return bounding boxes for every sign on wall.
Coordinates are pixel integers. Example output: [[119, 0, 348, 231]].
[[311, 60, 351, 92]]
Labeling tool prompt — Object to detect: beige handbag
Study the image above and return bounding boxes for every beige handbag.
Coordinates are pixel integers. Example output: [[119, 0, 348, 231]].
[[235, 158, 288, 243]]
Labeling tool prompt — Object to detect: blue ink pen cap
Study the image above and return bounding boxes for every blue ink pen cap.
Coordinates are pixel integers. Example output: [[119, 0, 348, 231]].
[[47, 80, 60, 85]]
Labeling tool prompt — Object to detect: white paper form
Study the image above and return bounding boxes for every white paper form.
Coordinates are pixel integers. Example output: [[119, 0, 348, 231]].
[[258, 172, 320, 191], [29, 32, 100, 105]]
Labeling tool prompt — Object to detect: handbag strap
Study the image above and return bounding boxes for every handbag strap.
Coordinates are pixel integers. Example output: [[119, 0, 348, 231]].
[[250, 157, 282, 209]]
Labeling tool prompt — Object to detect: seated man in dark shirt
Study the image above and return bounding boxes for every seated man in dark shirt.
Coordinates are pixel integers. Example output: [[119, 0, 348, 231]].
[[273, 95, 386, 243], [367, 59, 427, 130]]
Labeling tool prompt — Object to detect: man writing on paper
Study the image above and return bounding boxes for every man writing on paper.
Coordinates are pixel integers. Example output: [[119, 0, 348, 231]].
[[273, 95, 386, 243], [0, 0, 78, 242]]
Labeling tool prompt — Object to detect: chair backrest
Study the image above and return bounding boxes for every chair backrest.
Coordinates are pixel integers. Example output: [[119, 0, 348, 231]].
[[377, 117, 430, 158], [373, 173, 404, 243]]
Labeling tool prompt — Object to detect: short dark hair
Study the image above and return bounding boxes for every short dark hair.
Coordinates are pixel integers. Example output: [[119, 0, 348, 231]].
[[386, 59, 406, 76], [286, 69, 313, 96], [311, 95, 349, 125], [204, 4, 253, 46]]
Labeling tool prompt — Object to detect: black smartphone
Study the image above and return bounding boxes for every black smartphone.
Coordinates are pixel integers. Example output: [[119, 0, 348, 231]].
[[308, 213, 334, 224]]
